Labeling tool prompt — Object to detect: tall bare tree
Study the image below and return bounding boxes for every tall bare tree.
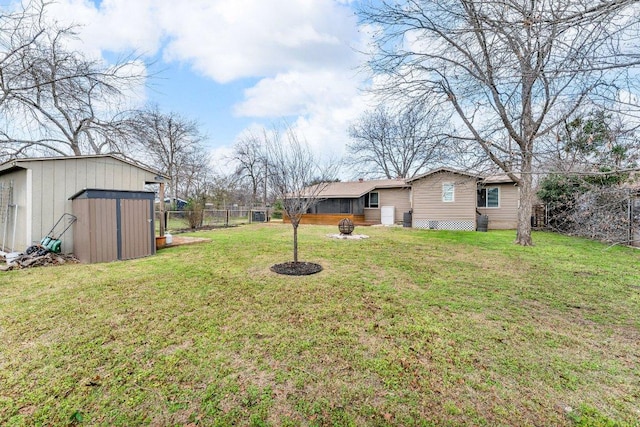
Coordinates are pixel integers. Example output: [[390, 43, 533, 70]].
[[129, 106, 207, 205], [359, 0, 640, 245], [267, 127, 338, 264], [348, 103, 447, 179], [232, 132, 267, 208], [0, 0, 145, 160]]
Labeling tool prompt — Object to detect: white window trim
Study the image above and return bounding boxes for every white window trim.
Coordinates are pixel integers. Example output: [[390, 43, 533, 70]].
[[442, 183, 454, 202], [365, 191, 379, 209], [479, 186, 500, 208]]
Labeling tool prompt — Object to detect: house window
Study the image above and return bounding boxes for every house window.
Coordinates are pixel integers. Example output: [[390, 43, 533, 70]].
[[477, 187, 499, 208], [365, 191, 379, 208], [442, 183, 454, 202]]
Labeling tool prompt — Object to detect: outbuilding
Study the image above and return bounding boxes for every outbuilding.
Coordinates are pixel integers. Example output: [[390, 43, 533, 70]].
[[71, 189, 156, 263], [0, 155, 167, 257]]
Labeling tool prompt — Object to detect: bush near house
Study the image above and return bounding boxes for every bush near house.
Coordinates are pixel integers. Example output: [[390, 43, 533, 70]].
[[538, 173, 636, 243], [0, 225, 638, 426]]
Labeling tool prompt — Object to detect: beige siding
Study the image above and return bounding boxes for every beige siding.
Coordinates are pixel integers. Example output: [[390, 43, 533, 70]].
[[411, 171, 477, 230], [380, 188, 411, 224], [364, 207, 381, 222], [362, 187, 411, 223], [477, 183, 519, 229], [10, 156, 160, 254]]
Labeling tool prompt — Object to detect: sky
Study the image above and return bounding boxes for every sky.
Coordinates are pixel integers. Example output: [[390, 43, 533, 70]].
[[36, 0, 376, 176]]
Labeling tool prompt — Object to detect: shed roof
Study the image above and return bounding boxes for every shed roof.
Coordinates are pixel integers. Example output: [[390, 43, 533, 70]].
[[69, 188, 156, 200], [0, 154, 168, 183]]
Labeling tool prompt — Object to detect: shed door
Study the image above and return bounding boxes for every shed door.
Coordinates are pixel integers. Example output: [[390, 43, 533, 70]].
[[120, 199, 154, 260]]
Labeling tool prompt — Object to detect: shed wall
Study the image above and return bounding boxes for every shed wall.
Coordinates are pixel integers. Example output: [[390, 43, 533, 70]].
[[17, 157, 158, 253], [0, 169, 27, 252], [72, 192, 155, 263], [120, 199, 154, 260]]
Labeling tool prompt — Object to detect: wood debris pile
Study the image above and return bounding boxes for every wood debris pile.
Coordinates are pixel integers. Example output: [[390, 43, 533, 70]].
[[1, 250, 79, 271]]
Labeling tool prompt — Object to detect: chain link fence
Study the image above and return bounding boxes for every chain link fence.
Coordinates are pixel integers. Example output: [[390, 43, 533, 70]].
[[155, 209, 270, 233], [543, 187, 640, 246]]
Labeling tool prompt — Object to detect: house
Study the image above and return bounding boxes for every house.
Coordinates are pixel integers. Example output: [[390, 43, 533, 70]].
[[300, 178, 411, 225], [161, 197, 189, 210], [407, 168, 480, 230], [291, 168, 519, 230], [407, 168, 519, 230], [0, 155, 167, 256], [475, 174, 520, 230]]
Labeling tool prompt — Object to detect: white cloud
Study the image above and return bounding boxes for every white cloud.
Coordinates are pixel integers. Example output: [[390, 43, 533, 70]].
[[234, 70, 355, 117], [155, 0, 361, 83], [46, 0, 163, 56], [11, 0, 374, 165]]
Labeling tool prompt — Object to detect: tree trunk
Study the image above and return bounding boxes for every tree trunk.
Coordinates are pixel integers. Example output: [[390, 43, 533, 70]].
[[293, 222, 299, 263], [516, 160, 534, 246]]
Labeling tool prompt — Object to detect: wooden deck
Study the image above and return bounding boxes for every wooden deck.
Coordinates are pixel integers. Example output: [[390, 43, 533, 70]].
[[284, 213, 373, 226]]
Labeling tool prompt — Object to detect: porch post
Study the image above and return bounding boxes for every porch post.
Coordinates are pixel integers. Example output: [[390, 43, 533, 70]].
[[159, 182, 165, 237]]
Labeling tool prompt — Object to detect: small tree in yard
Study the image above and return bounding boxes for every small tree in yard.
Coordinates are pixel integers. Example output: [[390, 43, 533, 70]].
[[266, 127, 338, 274]]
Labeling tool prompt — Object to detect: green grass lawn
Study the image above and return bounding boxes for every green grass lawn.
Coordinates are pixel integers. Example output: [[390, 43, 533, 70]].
[[1, 224, 639, 426]]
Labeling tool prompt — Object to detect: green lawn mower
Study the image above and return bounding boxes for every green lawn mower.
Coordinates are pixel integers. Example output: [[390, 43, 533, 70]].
[[40, 213, 77, 253]]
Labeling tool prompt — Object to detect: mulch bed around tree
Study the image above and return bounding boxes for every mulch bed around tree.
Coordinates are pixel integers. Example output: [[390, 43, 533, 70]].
[[270, 261, 323, 276]]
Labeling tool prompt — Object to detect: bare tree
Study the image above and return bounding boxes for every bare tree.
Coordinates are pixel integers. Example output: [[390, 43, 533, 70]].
[[267, 127, 338, 264], [231, 132, 267, 207], [178, 148, 212, 201], [348, 103, 447, 179], [129, 106, 207, 205], [359, 0, 640, 245], [0, 0, 145, 160]]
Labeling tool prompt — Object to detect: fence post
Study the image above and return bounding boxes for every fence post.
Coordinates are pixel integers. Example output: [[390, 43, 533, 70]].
[[628, 197, 633, 246], [225, 210, 229, 227]]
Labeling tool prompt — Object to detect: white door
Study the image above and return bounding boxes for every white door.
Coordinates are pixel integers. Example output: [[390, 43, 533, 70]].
[[381, 206, 395, 225]]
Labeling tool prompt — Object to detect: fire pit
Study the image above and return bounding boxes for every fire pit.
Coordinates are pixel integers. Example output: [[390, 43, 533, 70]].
[[338, 218, 355, 235]]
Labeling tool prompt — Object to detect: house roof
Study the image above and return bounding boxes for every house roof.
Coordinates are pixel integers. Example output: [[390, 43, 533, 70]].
[[304, 178, 409, 199], [406, 167, 481, 183], [0, 154, 169, 182], [481, 174, 518, 184], [406, 167, 518, 185]]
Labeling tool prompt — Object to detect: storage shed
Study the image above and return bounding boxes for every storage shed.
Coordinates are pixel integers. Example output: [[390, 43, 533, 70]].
[[71, 189, 156, 263], [0, 155, 167, 254]]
